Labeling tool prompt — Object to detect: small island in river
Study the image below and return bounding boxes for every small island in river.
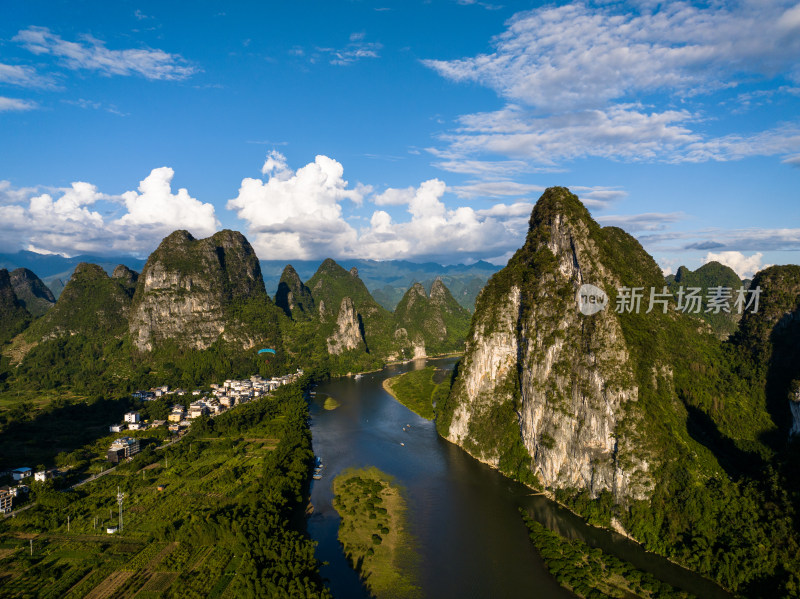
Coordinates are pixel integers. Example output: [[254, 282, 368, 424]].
[[332, 466, 421, 599]]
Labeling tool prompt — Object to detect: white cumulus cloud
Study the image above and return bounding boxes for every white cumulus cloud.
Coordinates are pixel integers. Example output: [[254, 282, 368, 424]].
[[228, 154, 533, 263], [117, 167, 219, 235], [227, 153, 367, 259], [0, 169, 219, 255]]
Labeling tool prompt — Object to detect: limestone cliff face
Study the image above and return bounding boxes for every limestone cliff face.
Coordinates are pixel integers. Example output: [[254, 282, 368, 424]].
[[306, 258, 396, 359], [326, 297, 366, 354], [441, 187, 652, 501], [275, 264, 314, 319], [129, 230, 269, 351], [10, 268, 55, 317]]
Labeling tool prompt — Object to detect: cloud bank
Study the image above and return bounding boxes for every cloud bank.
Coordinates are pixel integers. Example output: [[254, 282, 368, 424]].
[[0, 169, 218, 255], [227, 153, 530, 262], [424, 1, 800, 170]]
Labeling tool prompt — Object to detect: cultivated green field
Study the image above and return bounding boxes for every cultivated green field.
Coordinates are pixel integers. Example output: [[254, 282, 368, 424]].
[[0, 383, 329, 598]]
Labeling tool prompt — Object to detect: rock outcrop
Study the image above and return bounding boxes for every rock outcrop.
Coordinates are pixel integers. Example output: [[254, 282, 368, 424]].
[[275, 264, 314, 319], [129, 230, 274, 351], [306, 258, 395, 358], [9, 268, 56, 317], [326, 297, 366, 354]]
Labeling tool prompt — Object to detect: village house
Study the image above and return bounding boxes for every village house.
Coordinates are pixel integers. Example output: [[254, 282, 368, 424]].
[[124, 412, 141, 424], [0, 488, 12, 513], [107, 437, 140, 463], [109, 424, 124, 433], [33, 469, 58, 482], [168, 406, 186, 423], [11, 467, 32, 481]]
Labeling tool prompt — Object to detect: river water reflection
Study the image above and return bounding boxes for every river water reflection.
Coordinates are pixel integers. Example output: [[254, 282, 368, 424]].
[[306, 358, 731, 599]]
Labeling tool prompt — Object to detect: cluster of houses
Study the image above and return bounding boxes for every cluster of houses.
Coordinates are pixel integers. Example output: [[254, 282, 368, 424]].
[[0, 467, 60, 513], [106, 371, 303, 457], [0, 371, 304, 515]]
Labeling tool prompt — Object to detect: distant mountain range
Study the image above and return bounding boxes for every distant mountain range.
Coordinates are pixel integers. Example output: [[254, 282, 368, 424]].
[[0, 251, 500, 311]]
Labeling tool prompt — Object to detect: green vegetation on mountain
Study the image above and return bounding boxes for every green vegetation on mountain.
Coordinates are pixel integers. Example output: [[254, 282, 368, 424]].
[[26, 262, 133, 340], [9, 267, 55, 317], [0, 269, 31, 345], [307, 260, 396, 354], [4, 263, 134, 393], [0, 380, 330, 599], [438, 187, 800, 595], [393, 279, 471, 359], [521, 512, 695, 599], [383, 365, 454, 420], [275, 264, 314, 319], [665, 262, 744, 338], [332, 467, 420, 599], [282, 260, 393, 375]]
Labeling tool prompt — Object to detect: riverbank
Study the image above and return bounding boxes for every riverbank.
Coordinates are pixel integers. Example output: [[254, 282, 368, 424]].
[[331, 467, 421, 599], [381, 365, 452, 420]]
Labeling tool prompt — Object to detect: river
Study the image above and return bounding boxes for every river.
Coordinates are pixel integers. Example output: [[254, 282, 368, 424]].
[[306, 357, 732, 599]]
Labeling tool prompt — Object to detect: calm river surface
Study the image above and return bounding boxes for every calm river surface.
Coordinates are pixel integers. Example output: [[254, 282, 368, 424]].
[[307, 357, 731, 599]]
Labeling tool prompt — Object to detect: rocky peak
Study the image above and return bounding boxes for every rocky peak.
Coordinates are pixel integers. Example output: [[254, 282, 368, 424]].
[[393, 279, 470, 360], [30, 262, 132, 340], [112, 264, 139, 283], [275, 264, 314, 319], [112, 265, 139, 297], [9, 267, 55, 317], [326, 296, 366, 355], [129, 229, 270, 351], [349, 266, 359, 277], [441, 187, 655, 501]]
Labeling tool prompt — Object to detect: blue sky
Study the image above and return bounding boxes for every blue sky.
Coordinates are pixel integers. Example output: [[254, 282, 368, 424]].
[[1, 0, 798, 278]]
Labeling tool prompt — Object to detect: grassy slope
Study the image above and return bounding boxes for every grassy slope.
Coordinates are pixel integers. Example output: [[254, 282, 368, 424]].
[[332, 467, 420, 599]]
